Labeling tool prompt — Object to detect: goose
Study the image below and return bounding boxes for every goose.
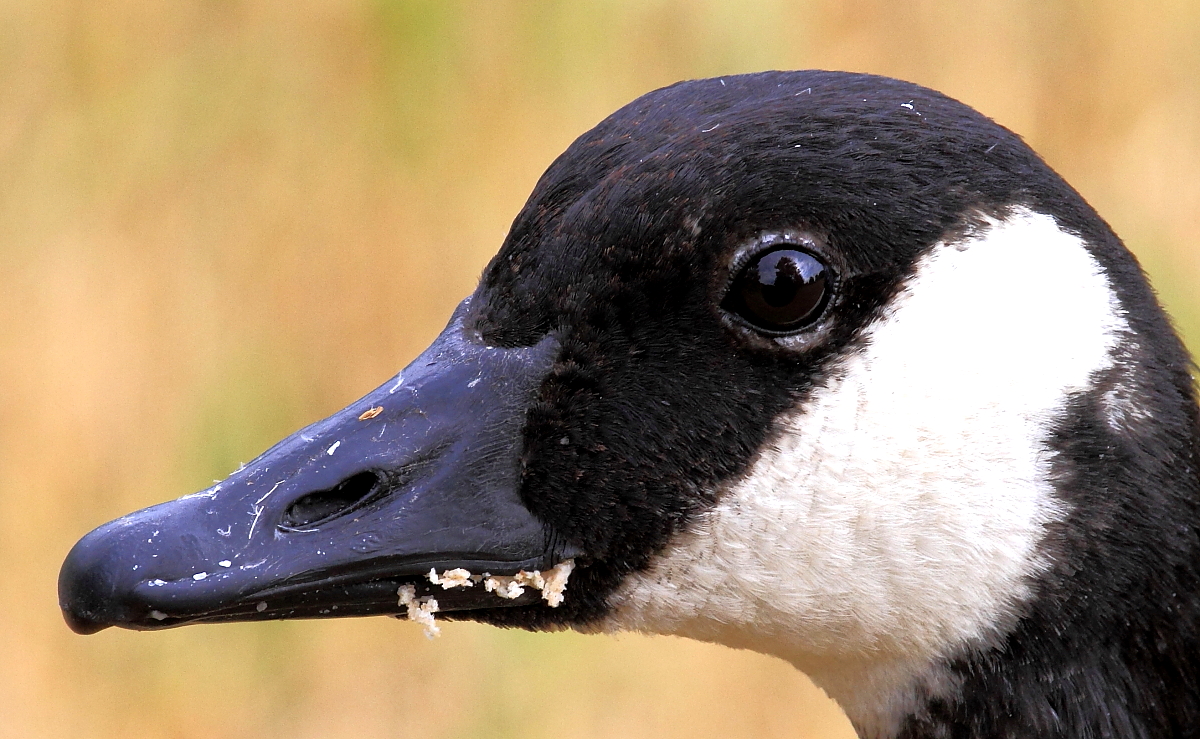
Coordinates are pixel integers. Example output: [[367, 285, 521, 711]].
[[59, 70, 1200, 739]]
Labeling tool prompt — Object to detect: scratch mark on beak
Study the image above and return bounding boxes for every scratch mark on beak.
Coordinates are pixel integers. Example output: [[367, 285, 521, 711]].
[[247, 480, 285, 541]]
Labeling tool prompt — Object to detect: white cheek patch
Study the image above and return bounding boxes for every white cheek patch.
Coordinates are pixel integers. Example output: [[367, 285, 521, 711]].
[[600, 209, 1126, 737]]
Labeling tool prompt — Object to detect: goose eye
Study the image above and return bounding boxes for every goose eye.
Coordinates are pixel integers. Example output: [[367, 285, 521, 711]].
[[723, 248, 830, 333]]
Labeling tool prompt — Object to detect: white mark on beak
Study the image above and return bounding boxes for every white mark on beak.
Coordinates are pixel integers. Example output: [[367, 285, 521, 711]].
[[247, 480, 285, 540]]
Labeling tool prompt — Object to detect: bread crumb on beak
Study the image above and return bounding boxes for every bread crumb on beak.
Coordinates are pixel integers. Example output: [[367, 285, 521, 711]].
[[427, 567, 474, 589], [483, 559, 574, 607], [484, 576, 526, 599], [358, 406, 384, 421], [397, 584, 440, 638], [539, 559, 574, 607]]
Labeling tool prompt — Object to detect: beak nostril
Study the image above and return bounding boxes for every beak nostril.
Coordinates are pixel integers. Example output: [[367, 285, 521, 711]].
[[280, 471, 382, 530]]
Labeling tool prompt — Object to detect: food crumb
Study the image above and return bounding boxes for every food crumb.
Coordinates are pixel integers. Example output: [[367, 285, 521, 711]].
[[427, 567, 474, 589], [397, 584, 441, 638], [539, 559, 575, 607], [483, 559, 574, 607], [484, 576, 526, 599], [513, 570, 545, 590], [358, 406, 384, 421]]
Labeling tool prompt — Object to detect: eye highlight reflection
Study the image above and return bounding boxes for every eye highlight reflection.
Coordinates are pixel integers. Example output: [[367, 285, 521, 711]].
[[723, 248, 831, 333]]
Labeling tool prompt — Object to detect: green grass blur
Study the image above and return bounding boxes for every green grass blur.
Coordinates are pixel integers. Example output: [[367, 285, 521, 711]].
[[3, 2, 1200, 737]]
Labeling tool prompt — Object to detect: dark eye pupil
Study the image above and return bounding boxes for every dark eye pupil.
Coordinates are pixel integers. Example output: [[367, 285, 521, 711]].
[[725, 248, 829, 332]]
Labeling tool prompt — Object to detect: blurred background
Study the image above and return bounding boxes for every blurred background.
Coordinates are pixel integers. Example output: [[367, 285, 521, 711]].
[[3, 1, 1200, 737]]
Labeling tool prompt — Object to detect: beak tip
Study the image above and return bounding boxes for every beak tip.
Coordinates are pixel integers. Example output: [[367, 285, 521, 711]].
[[60, 603, 112, 635], [59, 523, 134, 635]]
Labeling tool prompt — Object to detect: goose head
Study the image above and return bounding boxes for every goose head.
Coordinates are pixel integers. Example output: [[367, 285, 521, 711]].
[[60, 71, 1200, 738]]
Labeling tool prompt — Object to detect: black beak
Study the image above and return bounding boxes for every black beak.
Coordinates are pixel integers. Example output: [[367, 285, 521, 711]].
[[59, 299, 580, 634]]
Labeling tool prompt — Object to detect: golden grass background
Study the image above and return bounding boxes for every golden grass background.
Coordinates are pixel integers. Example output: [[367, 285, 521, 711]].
[[4, 2, 1200, 737]]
